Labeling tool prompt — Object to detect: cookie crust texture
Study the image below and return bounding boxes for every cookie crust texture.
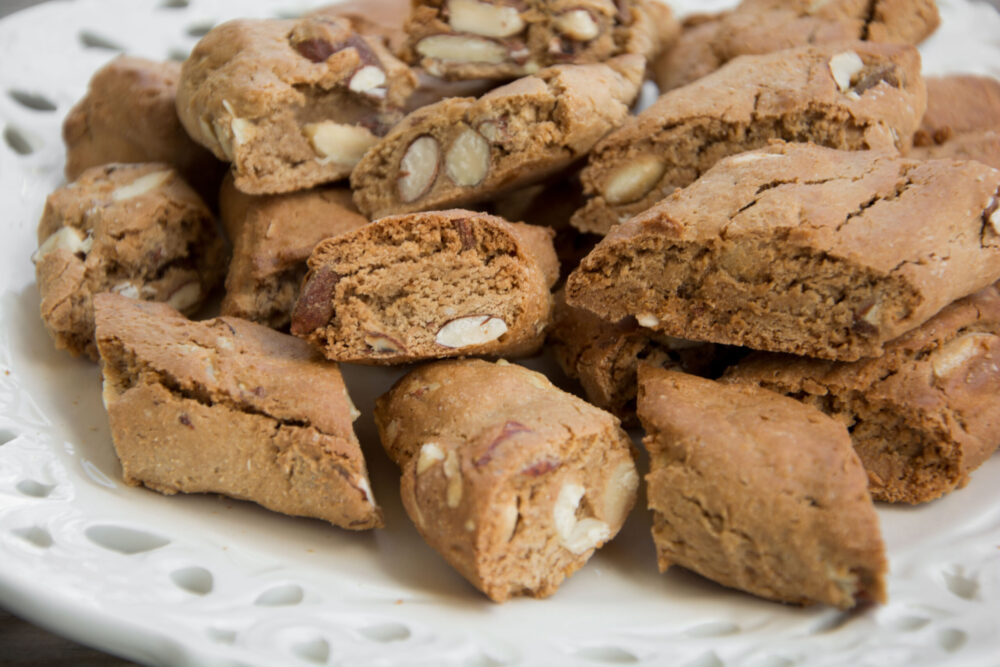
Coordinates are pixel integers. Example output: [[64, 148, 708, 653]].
[[351, 56, 644, 219], [176, 14, 417, 194], [375, 359, 637, 602], [654, 0, 939, 92], [218, 174, 369, 330], [724, 285, 1000, 504], [566, 143, 1000, 362], [291, 209, 558, 364], [34, 163, 224, 360], [574, 42, 927, 235], [639, 366, 887, 609], [910, 74, 1000, 169], [401, 0, 676, 81], [95, 294, 382, 530], [63, 56, 224, 203]]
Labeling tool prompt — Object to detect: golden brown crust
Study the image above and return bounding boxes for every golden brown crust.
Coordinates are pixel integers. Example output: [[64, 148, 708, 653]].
[[95, 293, 382, 530], [567, 144, 1000, 362], [724, 285, 1000, 504], [639, 366, 887, 609], [375, 359, 637, 601]]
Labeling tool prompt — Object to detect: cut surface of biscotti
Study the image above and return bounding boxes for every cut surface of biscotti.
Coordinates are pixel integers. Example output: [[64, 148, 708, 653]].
[[95, 293, 382, 530], [400, 0, 672, 81], [655, 0, 939, 92], [639, 366, 887, 609], [218, 174, 369, 329], [350, 56, 643, 219], [567, 143, 1000, 362], [33, 163, 225, 360], [724, 284, 1000, 504], [910, 74, 1000, 169], [176, 14, 417, 194], [574, 41, 926, 235], [291, 209, 557, 364], [375, 358, 637, 602], [549, 292, 728, 425]]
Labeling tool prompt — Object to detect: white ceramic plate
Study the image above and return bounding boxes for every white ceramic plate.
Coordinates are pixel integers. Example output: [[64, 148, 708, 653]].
[[1, 1, 999, 665]]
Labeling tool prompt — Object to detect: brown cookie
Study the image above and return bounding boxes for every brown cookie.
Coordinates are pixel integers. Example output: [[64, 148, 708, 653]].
[[95, 293, 382, 530], [549, 292, 725, 425], [34, 163, 225, 360], [724, 284, 1000, 504], [351, 56, 644, 219], [574, 42, 927, 235], [400, 0, 673, 81], [910, 75, 1000, 169], [218, 174, 369, 329], [654, 0, 939, 92], [291, 209, 557, 364], [375, 358, 637, 602], [62, 56, 225, 205], [639, 366, 887, 609], [176, 14, 417, 194], [566, 143, 1000, 362]]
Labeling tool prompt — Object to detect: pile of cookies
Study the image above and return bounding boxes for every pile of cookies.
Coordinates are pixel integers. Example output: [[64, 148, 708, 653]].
[[32, 0, 1000, 610]]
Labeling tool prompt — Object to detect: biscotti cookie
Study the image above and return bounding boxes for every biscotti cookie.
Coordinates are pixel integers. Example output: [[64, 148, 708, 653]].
[[218, 174, 368, 330], [176, 14, 417, 195], [910, 75, 1000, 169], [291, 209, 557, 364], [95, 294, 382, 530], [350, 56, 643, 219], [724, 285, 1000, 504], [655, 0, 939, 92], [63, 56, 225, 205], [550, 294, 725, 424], [400, 0, 673, 81], [652, 13, 726, 94], [33, 163, 225, 360], [566, 143, 1000, 362], [375, 359, 637, 602], [639, 366, 887, 609], [573, 42, 927, 235]]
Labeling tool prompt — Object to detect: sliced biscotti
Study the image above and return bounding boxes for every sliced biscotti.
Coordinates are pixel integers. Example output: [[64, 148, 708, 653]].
[[655, 0, 939, 92], [375, 359, 638, 602], [176, 14, 417, 195], [639, 366, 887, 609], [291, 209, 558, 364], [33, 163, 225, 360], [724, 285, 1000, 504], [62, 56, 224, 204], [218, 174, 369, 330], [400, 0, 673, 81], [95, 294, 382, 530], [350, 56, 643, 219], [567, 143, 1000, 362], [550, 293, 726, 425], [910, 75, 1000, 169], [573, 42, 926, 235]]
